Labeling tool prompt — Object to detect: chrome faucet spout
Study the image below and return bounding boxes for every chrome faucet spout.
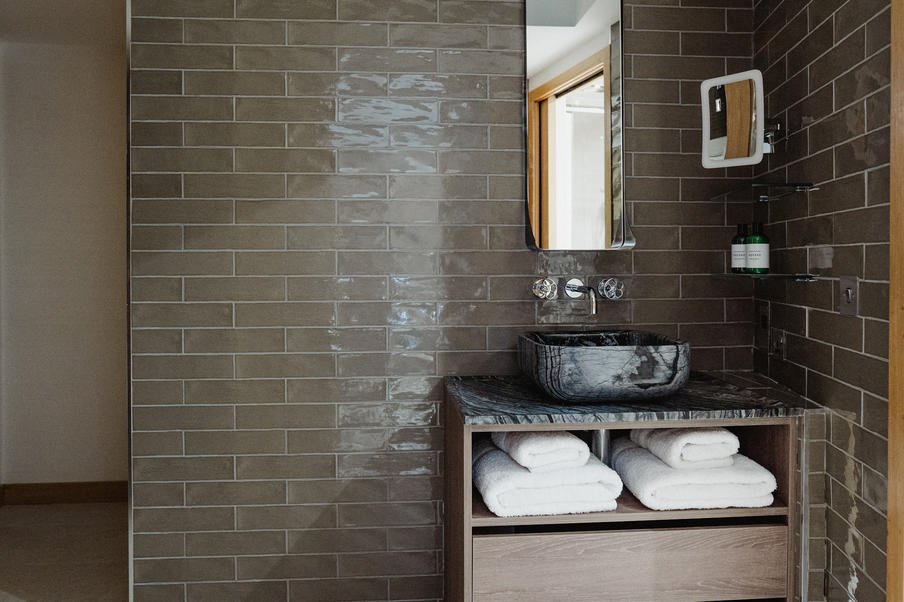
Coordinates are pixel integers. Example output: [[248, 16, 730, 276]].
[[564, 282, 597, 315]]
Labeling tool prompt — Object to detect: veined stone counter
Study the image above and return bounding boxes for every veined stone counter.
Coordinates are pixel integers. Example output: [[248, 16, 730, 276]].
[[446, 371, 809, 426]]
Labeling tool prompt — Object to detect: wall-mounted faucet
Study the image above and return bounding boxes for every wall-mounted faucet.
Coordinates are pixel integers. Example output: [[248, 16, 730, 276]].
[[564, 278, 598, 315], [531, 277, 626, 315]]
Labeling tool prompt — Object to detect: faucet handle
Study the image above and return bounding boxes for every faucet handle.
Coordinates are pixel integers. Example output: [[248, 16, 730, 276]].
[[531, 278, 558, 300], [598, 278, 625, 300]]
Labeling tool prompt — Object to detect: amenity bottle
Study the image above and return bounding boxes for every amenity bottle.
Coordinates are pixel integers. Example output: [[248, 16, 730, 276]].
[[731, 224, 748, 274], [745, 223, 769, 274]]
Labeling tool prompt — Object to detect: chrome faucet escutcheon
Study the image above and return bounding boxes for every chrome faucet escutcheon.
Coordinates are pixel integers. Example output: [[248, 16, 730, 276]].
[[564, 278, 597, 315]]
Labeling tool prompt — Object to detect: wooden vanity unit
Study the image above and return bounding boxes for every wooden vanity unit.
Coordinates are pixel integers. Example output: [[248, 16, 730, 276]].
[[444, 373, 807, 602]]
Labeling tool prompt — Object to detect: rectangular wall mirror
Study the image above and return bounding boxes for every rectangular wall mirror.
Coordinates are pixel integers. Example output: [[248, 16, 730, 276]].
[[700, 70, 765, 169], [526, 0, 630, 250]]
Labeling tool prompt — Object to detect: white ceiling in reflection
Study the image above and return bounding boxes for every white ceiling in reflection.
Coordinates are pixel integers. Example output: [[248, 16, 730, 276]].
[[526, 0, 598, 27], [526, 0, 620, 87]]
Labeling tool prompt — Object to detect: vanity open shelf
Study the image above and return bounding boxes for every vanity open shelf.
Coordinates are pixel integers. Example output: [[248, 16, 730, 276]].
[[445, 373, 807, 602], [471, 489, 789, 528]]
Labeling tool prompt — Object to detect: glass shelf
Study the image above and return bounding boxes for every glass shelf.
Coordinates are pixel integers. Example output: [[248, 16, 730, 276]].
[[710, 182, 819, 202], [716, 272, 817, 282]]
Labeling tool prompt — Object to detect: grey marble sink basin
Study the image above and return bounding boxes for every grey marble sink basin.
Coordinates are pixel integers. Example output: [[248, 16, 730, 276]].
[[518, 331, 690, 402]]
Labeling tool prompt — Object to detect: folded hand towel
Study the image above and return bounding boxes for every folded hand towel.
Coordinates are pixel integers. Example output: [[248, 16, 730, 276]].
[[490, 430, 590, 473], [611, 437, 776, 511], [630, 427, 740, 470], [473, 439, 623, 517]]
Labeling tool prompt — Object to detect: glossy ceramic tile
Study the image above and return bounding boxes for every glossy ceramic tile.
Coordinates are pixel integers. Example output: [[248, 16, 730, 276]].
[[128, 0, 844, 598], [753, 0, 891, 595]]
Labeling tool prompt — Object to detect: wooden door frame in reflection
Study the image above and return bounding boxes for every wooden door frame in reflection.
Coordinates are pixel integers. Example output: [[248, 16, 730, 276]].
[[527, 47, 612, 249], [723, 79, 755, 160]]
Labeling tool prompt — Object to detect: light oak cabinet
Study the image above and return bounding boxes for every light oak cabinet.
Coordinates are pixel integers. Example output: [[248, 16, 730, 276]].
[[444, 382, 803, 602], [472, 525, 788, 601]]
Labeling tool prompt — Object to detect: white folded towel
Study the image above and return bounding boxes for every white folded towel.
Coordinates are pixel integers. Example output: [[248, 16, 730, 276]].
[[473, 440, 623, 517], [630, 427, 740, 470], [611, 438, 776, 511], [491, 430, 591, 473]]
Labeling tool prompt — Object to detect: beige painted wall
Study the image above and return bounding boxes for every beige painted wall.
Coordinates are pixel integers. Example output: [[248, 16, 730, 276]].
[[0, 0, 128, 483]]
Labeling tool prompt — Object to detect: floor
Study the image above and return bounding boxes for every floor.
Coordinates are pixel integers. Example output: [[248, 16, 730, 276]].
[[0, 503, 128, 601]]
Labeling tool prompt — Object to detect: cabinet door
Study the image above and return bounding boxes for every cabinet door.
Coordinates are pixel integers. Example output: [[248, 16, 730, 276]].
[[472, 524, 787, 601]]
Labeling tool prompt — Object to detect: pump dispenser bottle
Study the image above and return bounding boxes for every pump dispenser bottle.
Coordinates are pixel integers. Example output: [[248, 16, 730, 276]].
[[731, 224, 748, 273], [745, 222, 769, 274]]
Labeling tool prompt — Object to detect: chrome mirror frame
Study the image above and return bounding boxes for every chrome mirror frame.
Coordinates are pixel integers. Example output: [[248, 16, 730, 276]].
[[607, 18, 633, 249]]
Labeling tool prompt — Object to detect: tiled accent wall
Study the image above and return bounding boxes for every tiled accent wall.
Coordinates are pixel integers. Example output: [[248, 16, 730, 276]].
[[623, 0, 756, 371], [129, 0, 754, 599], [753, 1, 890, 600]]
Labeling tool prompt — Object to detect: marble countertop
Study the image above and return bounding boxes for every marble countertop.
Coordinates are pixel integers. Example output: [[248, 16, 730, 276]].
[[446, 371, 809, 425]]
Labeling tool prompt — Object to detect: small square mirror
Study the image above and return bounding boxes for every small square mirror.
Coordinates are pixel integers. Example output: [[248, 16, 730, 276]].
[[700, 69, 765, 169]]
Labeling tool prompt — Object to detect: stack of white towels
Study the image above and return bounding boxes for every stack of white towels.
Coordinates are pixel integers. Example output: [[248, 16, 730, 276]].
[[611, 427, 777, 511], [472, 431, 623, 517]]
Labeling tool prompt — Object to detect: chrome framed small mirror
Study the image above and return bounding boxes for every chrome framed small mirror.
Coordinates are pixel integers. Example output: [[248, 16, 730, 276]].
[[525, 0, 631, 251], [700, 69, 765, 169]]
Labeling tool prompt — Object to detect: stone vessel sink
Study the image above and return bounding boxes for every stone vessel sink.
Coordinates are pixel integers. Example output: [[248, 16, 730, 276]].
[[518, 330, 690, 402]]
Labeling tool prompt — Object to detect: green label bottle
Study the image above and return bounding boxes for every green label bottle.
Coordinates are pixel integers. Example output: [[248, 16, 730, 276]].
[[745, 222, 770, 274]]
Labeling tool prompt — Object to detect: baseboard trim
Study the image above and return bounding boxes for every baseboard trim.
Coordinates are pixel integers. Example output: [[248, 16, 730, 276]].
[[0, 481, 128, 505]]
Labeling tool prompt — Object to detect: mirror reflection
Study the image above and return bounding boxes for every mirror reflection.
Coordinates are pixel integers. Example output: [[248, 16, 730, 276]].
[[526, 0, 626, 250]]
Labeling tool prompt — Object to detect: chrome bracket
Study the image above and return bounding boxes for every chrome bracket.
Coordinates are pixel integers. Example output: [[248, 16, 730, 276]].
[[764, 121, 782, 155]]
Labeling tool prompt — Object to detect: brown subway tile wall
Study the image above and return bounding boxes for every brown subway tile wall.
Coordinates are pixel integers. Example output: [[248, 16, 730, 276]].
[[624, 0, 757, 372], [131, 1, 755, 599], [753, 0, 890, 599]]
